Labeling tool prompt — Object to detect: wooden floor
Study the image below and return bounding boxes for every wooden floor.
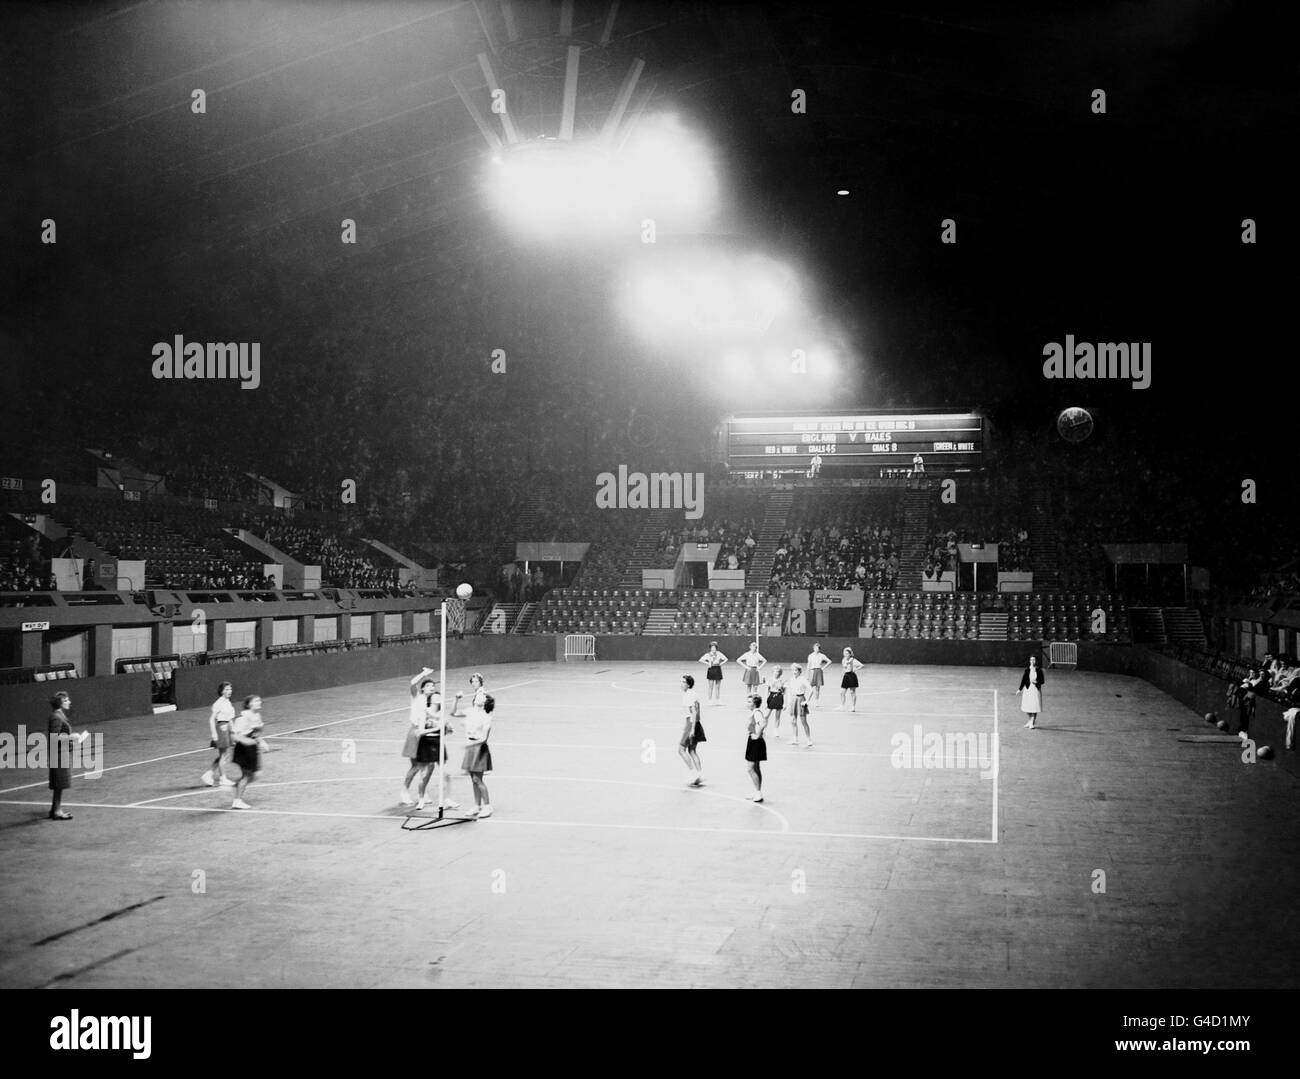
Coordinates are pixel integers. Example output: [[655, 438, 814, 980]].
[[1, 659, 1297, 988]]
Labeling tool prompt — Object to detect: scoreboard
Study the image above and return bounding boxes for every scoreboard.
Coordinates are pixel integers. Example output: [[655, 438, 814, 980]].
[[725, 411, 984, 477]]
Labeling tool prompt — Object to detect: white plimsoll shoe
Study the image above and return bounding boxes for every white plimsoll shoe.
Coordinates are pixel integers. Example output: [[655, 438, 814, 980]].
[[752, 794, 764, 803], [201, 770, 214, 787], [476, 805, 493, 818], [219, 777, 236, 787], [400, 790, 415, 806], [231, 799, 251, 810]]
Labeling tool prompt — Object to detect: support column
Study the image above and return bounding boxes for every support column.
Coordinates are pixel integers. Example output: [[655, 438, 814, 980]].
[[90, 624, 114, 677]]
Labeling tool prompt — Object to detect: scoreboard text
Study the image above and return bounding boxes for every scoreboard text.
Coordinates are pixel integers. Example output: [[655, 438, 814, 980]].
[[725, 412, 984, 475]]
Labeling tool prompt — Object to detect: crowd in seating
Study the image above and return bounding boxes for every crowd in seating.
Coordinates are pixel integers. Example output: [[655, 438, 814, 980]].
[[769, 519, 900, 593], [1251, 654, 1300, 704], [254, 518, 400, 590], [155, 453, 264, 504], [657, 519, 758, 571], [1247, 572, 1300, 604], [1, 550, 55, 591], [187, 563, 278, 591], [498, 562, 570, 603], [923, 520, 1031, 578]]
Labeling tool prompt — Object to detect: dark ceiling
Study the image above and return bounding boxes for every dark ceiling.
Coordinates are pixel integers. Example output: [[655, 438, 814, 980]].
[[1, 0, 1294, 477]]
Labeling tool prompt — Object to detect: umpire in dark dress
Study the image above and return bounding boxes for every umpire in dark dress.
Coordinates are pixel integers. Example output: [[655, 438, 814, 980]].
[[48, 691, 77, 820]]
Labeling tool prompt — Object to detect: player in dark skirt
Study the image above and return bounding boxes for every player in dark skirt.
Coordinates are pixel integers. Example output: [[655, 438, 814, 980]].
[[230, 695, 266, 809], [698, 643, 728, 705], [47, 691, 85, 820], [839, 647, 865, 711], [679, 674, 706, 786], [461, 690, 495, 817], [745, 694, 767, 802], [764, 666, 787, 738], [401, 667, 458, 809]]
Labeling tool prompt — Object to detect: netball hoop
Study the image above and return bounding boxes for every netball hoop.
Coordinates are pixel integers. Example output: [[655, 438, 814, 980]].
[[403, 600, 475, 832]]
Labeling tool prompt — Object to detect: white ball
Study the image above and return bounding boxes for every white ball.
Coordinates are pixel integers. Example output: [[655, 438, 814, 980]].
[[456, 583, 473, 600]]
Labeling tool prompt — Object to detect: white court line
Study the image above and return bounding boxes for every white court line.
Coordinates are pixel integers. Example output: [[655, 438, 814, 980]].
[[610, 681, 913, 697], [0, 679, 536, 795], [992, 689, 1000, 843], [0, 797, 988, 843], [121, 772, 792, 833], [270, 736, 991, 763]]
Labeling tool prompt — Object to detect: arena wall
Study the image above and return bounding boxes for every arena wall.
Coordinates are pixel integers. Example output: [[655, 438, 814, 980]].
[[1125, 647, 1298, 779], [586, 635, 1107, 670], [174, 636, 554, 710], [0, 672, 153, 743]]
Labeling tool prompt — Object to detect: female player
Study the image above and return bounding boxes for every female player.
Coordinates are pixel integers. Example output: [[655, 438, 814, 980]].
[[202, 682, 236, 788], [737, 642, 767, 697], [461, 689, 495, 817], [745, 694, 767, 802], [230, 695, 266, 810], [451, 673, 482, 717], [839, 647, 865, 711], [764, 666, 787, 739], [401, 667, 437, 806], [806, 643, 831, 705], [47, 691, 86, 821], [788, 664, 813, 748], [414, 687, 457, 813], [1018, 654, 1046, 728], [679, 674, 706, 787], [698, 642, 728, 705]]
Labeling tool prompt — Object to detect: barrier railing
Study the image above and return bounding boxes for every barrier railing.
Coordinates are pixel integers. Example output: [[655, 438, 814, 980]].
[[564, 634, 596, 661]]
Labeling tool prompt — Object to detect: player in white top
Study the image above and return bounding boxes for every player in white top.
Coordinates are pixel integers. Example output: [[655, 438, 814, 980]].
[[698, 643, 728, 706], [737, 642, 767, 693], [787, 664, 814, 747], [839, 648, 866, 712], [202, 681, 237, 788], [460, 685, 494, 817], [679, 674, 706, 787], [805, 643, 832, 705]]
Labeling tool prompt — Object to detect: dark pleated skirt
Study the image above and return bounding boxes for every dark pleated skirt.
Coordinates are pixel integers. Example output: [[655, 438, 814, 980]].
[[232, 742, 261, 774], [415, 735, 447, 765], [462, 741, 493, 774]]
